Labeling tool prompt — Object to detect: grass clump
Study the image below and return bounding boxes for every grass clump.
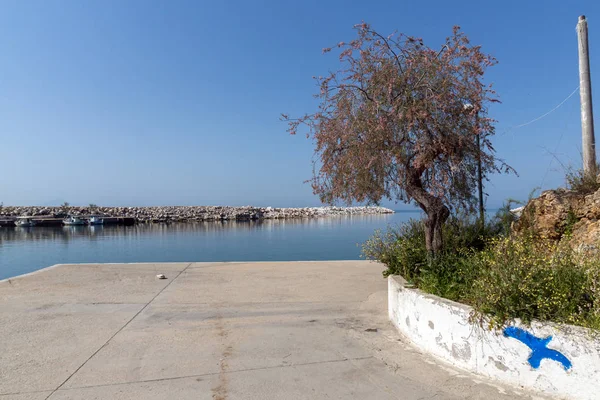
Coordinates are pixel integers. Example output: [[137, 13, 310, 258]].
[[565, 165, 600, 194], [362, 207, 600, 330]]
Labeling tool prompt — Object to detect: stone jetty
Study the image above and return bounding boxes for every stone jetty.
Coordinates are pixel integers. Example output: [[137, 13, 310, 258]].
[[0, 205, 394, 224]]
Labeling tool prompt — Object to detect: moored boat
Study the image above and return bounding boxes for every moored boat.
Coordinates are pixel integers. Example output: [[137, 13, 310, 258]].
[[88, 216, 104, 225], [15, 216, 36, 227], [63, 216, 85, 226]]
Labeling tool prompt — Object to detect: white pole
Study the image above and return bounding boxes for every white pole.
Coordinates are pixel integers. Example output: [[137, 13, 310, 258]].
[[577, 15, 597, 178]]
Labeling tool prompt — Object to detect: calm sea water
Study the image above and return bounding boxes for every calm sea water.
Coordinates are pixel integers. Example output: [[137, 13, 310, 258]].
[[0, 212, 420, 280]]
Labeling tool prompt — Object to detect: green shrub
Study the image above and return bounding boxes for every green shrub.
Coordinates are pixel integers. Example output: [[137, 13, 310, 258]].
[[362, 219, 427, 282], [362, 207, 514, 280], [363, 206, 600, 330], [561, 207, 580, 237], [362, 212, 503, 299], [471, 235, 599, 329], [491, 201, 521, 236], [418, 249, 480, 301]]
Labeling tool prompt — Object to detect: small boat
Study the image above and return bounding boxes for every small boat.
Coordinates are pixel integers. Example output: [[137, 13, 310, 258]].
[[15, 216, 36, 227], [63, 216, 85, 226], [88, 216, 104, 225]]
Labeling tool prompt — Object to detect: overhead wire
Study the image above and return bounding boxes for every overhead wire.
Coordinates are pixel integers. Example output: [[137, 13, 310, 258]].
[[498, 85, 581, 193]]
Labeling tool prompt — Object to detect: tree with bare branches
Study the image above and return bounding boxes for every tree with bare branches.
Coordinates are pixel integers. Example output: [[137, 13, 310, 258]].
[[283, 23, 513, 255]]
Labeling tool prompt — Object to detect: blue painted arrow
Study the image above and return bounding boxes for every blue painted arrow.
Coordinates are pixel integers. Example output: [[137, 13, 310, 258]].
[[503, 326, 572, 371]]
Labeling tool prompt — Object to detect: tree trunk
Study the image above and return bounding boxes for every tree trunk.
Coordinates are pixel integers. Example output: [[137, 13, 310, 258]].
[[424, 204, 450, 255], [406, 172, 450, 255]]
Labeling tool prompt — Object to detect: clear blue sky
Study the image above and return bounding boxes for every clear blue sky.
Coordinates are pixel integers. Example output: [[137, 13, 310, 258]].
[[0, 0, 597, 208]]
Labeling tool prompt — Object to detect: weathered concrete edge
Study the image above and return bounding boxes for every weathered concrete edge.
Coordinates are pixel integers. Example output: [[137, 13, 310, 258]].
[[1, 260, 374, 283], [388, 275, 600, 400], [0, 262, 191, 283], [0, 263, 68, 283]]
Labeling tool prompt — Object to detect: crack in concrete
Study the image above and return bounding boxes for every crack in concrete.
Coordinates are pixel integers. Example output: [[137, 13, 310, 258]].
[[0, 389, 53, 397], [43, 262, 194, 400], [44, 357, 375, 393], [211, 312, 233, 400]]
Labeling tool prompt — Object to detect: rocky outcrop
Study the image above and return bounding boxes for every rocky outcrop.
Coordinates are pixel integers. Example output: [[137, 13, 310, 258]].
[[0, 205, 394, 223], [513, 187, 600, 251], [569, 219, 600, 251], [512, 189, 586, 240]]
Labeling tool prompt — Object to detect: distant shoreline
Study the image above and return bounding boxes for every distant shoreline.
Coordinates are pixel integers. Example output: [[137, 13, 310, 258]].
[[0, 205, 395, 224]]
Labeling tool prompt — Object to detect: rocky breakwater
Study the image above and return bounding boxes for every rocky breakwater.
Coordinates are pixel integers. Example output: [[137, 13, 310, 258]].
[[0, 205, 394, 223]]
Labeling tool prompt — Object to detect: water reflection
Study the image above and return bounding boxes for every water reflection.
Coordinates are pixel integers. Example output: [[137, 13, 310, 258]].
[[0, 212, 419, 280], [0, 215, 401, 245]]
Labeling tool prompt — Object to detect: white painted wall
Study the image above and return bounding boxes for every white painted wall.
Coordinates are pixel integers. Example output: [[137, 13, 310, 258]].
[[388, 276, 600, 400]]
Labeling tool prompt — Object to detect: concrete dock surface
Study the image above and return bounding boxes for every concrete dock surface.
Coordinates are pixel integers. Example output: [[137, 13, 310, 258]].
[[0, 261, 546, 400]]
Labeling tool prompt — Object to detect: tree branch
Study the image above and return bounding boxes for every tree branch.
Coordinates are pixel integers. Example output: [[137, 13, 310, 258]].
[[413, 44, 449, 90], [367, 29, 404, 74], [331, 84, 375, 102]]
